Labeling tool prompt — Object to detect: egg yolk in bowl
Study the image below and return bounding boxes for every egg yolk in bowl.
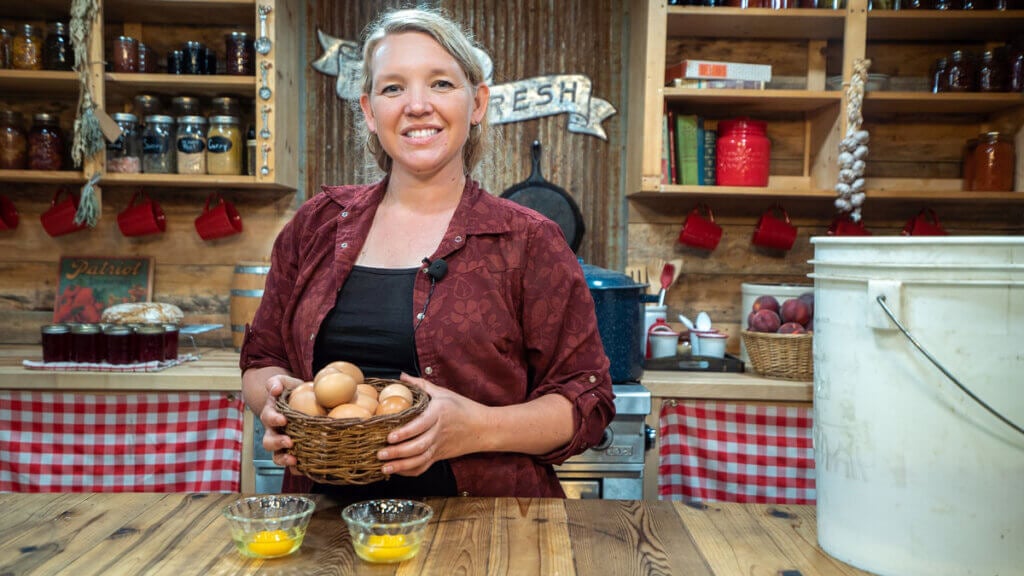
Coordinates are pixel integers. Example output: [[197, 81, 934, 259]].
[[354, 533, 420, 563]]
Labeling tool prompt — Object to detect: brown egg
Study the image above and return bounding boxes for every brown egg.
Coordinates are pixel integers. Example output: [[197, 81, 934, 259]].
[[289, 387, 326, 417], [325, 361, 364, 384], [313, 364, 340, 383], [315, 372, 357, 408], [328, 403, 372, 420], [375, 395, 412, 416], [378, 383, 413, 404], [356, 384, 378, 399], [351, 392, 379, 415]]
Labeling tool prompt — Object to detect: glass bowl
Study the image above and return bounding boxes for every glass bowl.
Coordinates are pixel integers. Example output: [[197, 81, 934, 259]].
[[342, 499, 433, 564], [222, 495, 316, 559]]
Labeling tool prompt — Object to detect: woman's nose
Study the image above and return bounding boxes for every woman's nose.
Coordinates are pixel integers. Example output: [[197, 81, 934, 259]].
[[404, 87, 433, 115]]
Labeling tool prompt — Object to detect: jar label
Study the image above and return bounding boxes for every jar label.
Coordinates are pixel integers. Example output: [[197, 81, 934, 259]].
[[143, 135, 168, 154], [177, 137, 205, 154], [107, 137, 125, 152], [208, 136, 233, 153]]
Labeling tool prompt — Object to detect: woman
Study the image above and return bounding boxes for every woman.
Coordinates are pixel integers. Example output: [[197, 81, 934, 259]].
[[240, 8, 614, 498]]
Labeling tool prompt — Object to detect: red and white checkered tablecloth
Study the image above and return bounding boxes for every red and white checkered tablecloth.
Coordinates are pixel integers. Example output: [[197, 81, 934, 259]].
[[0, 391, 243, 493], [659, 401, 815, 504]]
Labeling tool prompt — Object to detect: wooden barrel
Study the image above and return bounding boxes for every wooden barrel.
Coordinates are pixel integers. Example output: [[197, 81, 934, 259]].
[[230, 262, 270, 351]]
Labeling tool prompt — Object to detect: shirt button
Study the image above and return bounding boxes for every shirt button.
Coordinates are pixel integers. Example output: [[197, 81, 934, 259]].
[[460, 491, 470, 497], [341, 211, 348, 217], [340, 242, 349, 248], [424, 366, 433, 375], [589, 375, 596, 383], [454, 235, 463, 243], [416, 312, 424, 320], [309, 333, 315, 341]]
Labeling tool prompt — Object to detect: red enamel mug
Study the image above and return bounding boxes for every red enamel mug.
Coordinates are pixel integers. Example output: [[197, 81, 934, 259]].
[[40, 188, 89, 237], [752, 204, 798, 251], [827, 214, 872, 237], [118, 189, 166, 237], [901, 208, 948, 237], [678, 203, 723, 251], [0, 195, 18, 231], [195, 192, 243, 240]]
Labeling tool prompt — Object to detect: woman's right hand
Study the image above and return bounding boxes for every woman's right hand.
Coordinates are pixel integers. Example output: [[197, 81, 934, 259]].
[[260, 374, 305, 470]]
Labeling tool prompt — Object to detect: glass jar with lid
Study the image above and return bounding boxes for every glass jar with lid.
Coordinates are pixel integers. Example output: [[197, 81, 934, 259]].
[[0, 110, 28, 170], [106, 113, 142, 173], [931, 57, 949, 93], [1, 27, 13, 69], [945, 50, 976, 92], [133, 94, 162, 124], [142, 114, 175, 173], [972, 132, 1015, 192], [112, 35, 138, 73], [225, 31, 254, 75], [171, 96, 201, 117], [977, 50, 1007, 92], [40, 323, 71, 363], [71, 323, 102, 363], [12, 24, 43, 70], [176, 115, 207, 174], [28, 113, 64, 171], [136, 325, 166, 362], [207, 115, 242, 175], [43, 22, 72, 71], [210, 96, 242, 117]]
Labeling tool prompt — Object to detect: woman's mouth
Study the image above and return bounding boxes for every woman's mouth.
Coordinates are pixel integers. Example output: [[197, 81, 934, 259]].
[[405, 128, 440, 139]]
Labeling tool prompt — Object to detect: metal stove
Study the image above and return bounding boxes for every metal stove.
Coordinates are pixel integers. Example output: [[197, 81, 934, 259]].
[[554, 383, 654, 500]]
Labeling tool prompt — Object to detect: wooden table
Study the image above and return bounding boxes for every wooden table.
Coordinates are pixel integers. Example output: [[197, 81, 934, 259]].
[[0, 493, 870, 575]]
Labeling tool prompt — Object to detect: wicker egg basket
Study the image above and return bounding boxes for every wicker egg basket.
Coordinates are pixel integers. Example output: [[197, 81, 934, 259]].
[[740, 330, 814, 382], [276, 377, 429, 485]]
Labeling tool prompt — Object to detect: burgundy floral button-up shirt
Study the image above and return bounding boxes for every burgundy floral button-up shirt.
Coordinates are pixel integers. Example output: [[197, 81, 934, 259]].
[[240, 178, 615, 497]]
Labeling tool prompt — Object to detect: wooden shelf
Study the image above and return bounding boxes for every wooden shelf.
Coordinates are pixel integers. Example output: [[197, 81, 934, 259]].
[[863, 92, 1024, 117], [631, 181, 1024, 201], [866, 10, 1024, 41], [666, 7, 846, 40], [665, 88, 841, 116], [0, 0, 72, 20], [643, 370, 812, 403], [102, 0, 255, 26], [104, 73, 256, 99], [630, 176, 832, 199], [100, 172, 289, 190], [0, 170, 86, 184], [0, 70, 79, 95]]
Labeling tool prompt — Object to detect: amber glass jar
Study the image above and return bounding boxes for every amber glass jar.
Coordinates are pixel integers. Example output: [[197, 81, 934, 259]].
[[44, 22, 72, 71], [112, 35, 138, 73], [12, 24, 43, 70], [28, 113, 64, 170], [972, 132, 1015, 192], [0, 110, 28, 170], [946, 51, 976, 93], [977, 51, 1007, 92]]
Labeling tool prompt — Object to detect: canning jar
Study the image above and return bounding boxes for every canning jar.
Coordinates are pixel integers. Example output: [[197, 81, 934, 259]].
[[247, 138, 257, 176], [107, 112, 142, 173], [225, 31, 254, 75], [946, 51, 976, 92], [163, 324, 179, 360], [0, 110, 28, 170], [142, 114, 175, 173], [176, 115, 207, 174], [961, 138, 978, 191], [972, 132, 1015, 192], [12, 24, 42, 70], [206, 115, 242, 175], [183, 41, 205, 74], [210, 96, 242, 117], [44, 22, 72, 71], [133, 94, 162, 122], [205, 46, 217, 75], [112, 35, 138, 73], [0, 27, 10, 69], [41, 323, 71, 363], [136, 325, 166, 362], [71, 323, 102, 363], [103, 325, 133, 365], [977, 50, 1007, 92], [172, 96, 201, 117], [1010, 47, 1024, 92], [931, 58, 949, 93], [167, 49, 185, 74], [716, 118, 771, 187], [137, 42, 155, 73], [28, 113, 64, 171]]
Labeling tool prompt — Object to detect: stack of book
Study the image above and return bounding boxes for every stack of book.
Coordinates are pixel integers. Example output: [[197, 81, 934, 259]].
[[664, 58, 772, 90]]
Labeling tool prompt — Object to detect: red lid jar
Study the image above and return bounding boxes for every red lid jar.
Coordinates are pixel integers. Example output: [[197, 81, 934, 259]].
[[716, 118, 771, 187]]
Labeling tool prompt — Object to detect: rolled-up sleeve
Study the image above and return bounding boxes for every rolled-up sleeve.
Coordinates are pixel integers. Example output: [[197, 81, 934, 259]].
[[520, 219, 615, 465], [239, 217, 300, 374]]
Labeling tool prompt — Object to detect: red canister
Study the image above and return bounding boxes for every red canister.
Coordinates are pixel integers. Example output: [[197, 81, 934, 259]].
[[716, 118, 771, 187]]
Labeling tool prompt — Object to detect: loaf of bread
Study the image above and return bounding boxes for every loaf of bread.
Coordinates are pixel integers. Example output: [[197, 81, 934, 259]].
[[101, 302, 184, 325]]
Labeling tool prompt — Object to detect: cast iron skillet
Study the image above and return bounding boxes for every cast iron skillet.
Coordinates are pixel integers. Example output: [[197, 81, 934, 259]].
[[500, 141, 585, 253]]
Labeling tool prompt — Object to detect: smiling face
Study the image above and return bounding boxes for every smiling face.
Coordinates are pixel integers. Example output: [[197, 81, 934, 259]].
[[359, 32, 489, 181]]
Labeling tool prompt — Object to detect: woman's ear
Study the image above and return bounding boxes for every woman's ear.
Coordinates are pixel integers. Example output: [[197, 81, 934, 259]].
[[359, 93, 376, 133], [471, 83, 490, 126]]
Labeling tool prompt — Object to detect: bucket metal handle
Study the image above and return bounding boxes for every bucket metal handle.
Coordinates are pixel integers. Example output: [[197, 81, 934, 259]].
[[876, 295, 1024, 437]]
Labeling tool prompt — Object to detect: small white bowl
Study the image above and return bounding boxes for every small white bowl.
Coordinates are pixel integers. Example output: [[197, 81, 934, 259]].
[[697, 332, 728, 359]]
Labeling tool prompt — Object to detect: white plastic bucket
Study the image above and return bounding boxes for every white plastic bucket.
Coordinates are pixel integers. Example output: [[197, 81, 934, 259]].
[[740, 282, 812, 362], [809, 237, 1024, 576]]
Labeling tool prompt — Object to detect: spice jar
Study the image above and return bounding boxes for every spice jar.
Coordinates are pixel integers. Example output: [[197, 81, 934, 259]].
[[207, 115, 242, 175], [977, 50, 1007, 92], [716, 118, 771, 187], [931, 58, 949, 93], [225, 31, 254, 75], [103, 325, 133, 365], [142, 114, 175, 173], [112, 35, 138, 73], [71, 323, 102, 363], [176, 115, 207, 174], [43, 22, 72, 71], [12, 24, 43, 70], [961, 138, 978, 191], [0, 27, 11, 69], [0, 110, 28, 170], [972, 132, 1015, 192], [41, 323, 71, 363], [946, 50, 976, 92], [28, 113, 64, 171], [106, 113, 142, 173], [172, 96, 201, 117], [133, 94, 162, 123]]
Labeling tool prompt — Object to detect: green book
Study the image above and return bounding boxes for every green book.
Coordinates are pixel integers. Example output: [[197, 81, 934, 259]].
[[674, 114, 699, 186]]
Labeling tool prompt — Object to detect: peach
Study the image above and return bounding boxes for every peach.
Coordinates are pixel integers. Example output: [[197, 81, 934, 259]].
[[749, 309, 781, 333], [778, 322, 807, 334], [798, 292, 814, 317], [752, 295, 780, 314], [781, 298, 812, 326]]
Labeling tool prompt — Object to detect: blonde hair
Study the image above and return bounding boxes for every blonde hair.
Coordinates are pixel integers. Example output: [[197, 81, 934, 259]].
[[360, 8, 489, 174]]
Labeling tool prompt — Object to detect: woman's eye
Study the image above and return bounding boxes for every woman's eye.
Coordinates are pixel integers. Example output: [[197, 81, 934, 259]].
[[433, 79, 455, 89], [380, 84, 402, 95]]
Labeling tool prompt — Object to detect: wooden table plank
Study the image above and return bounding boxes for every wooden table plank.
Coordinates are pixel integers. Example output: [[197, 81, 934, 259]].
[[486, 498, 575, 576], [416, 498, 493, 575]]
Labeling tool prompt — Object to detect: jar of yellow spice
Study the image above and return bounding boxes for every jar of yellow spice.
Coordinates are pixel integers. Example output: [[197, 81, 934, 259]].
[[206, 115, 242, 175]]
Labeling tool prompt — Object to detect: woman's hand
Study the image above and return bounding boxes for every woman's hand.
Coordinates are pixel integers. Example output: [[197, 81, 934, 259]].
[[377, 373, 490, 477], [260, 374, 305, 471]]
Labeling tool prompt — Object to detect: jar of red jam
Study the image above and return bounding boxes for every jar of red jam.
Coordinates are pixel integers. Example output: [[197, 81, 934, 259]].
[[972, 132, 1015, 192], [163, 324, 180, 361], [112, 36, 138, 73], [102, 325, 133, 365], [28, 113, 65, 171], [71, 323, 102, 363], [136, 325, 166, 362], [716, 118, 771, 187], [0, 110, 28, 170], [41, 323, 71, 362], [977, 50, 1007, 92], [946, 50, 976, 93]]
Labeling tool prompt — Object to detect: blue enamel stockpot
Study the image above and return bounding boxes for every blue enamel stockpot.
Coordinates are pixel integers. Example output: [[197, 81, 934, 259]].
[[581, 262, 648, 383]]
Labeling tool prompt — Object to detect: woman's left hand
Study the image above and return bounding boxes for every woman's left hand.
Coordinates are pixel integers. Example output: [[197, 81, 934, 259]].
[[377, 372, 489, 477]]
